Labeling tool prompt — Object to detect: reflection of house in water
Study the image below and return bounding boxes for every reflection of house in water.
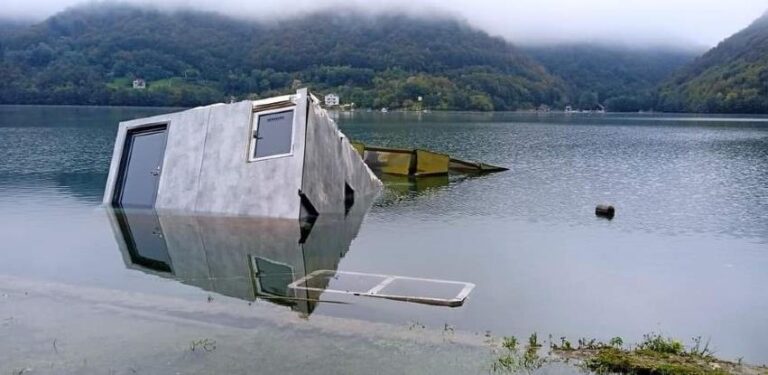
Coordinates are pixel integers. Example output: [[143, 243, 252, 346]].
[[106, 198, 372, 317]]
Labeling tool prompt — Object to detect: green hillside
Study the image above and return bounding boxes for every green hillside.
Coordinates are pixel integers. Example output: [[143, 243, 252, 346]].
[[524, 44, 699, 112], [5, 4, 758, 113], [657, 12, 768, 113], [0, 5, 565, 110]]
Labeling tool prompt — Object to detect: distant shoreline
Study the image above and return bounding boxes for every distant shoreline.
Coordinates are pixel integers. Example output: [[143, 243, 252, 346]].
[[2, 103, 767, 117]]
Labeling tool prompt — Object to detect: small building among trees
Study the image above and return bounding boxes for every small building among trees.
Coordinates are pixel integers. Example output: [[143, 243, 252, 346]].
[[132, 79, 146, 89], [324, 93, 339, 107]]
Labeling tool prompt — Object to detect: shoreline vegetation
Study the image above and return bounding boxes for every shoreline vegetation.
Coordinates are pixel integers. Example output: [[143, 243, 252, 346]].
[[5, 103, 768, 117], [489, 333, 768, 375]]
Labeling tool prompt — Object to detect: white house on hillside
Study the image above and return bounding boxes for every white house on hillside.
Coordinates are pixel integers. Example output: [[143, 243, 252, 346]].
[[132, 79, 146, 89], [324, 93, 339, 107]]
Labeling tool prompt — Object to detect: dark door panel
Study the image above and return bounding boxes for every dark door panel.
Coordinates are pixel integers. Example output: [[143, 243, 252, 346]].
[[114, 126, 168, 208], [114, 209, 172, 273]]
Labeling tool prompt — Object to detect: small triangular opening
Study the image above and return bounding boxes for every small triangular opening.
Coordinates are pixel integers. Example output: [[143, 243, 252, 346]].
[[299, 190, 319, 218], [299, 219, 315, 244], [344, 182, 355, 215], [299, 190, 318, 244]]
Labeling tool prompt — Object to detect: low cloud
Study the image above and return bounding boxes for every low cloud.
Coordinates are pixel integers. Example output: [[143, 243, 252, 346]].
[[2, 0, 766, 46]]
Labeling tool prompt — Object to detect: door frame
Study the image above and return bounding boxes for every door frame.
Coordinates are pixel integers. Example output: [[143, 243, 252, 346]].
[[113, 208, 173, 273], [112, 123, 169, 207]]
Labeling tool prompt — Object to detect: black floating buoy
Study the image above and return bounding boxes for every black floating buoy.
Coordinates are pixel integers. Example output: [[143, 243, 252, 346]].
[[595, 204, 615, 220]]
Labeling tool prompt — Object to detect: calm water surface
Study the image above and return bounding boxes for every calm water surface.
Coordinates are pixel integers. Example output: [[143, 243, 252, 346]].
[[1, 106, 767, 373]]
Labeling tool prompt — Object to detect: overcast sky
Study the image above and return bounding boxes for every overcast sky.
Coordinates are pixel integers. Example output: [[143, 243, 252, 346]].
[[2, 0, 767, 47]]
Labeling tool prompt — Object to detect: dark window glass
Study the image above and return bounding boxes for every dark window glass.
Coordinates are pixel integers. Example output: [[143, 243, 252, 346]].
[[252, 257, 293, 297], [253, 110, 294, 159]]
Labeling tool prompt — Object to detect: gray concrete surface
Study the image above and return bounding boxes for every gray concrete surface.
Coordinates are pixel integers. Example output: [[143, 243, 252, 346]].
[[302, 99, 382, 214], [103, 89, 380, 218]]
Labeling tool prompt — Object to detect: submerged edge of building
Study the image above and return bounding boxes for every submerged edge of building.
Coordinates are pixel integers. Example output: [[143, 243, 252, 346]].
[[103, 88, 382, 218]]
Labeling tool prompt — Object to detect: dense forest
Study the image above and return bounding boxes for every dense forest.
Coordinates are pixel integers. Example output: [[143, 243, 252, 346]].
[[657, 12, 768, 114], [2, 4, 765, 113], [523, 45, 698, 112], [0, 5, 565, 110]]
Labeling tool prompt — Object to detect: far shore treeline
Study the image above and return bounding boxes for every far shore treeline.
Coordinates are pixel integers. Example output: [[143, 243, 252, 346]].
[[0, 5, 767, 113]]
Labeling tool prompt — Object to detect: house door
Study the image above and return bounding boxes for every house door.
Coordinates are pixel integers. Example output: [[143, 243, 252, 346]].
[[114, 126, 168, 208]]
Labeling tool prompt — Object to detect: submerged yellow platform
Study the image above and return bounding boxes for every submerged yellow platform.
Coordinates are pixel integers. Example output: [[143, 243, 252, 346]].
[[351, 142, 508, 177]]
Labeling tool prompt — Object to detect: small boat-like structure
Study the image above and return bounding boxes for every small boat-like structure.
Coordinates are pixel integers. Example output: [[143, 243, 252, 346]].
[[352, 143, 508, 177]]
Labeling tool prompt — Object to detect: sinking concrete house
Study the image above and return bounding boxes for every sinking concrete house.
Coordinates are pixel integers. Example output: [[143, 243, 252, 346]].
[[103, 88, 381, 218]]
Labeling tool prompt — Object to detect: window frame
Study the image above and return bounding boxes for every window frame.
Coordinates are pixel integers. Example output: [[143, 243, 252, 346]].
[[249, 255, 296, 299], [247, 106, 297, 162]]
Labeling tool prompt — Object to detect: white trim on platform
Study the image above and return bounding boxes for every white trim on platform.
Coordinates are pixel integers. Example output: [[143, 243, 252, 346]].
[[288, 270, 475, 307]]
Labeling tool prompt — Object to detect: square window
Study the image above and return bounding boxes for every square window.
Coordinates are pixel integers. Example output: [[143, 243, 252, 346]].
[[250, 108, 295, 161], [250, 256, 295, 298]]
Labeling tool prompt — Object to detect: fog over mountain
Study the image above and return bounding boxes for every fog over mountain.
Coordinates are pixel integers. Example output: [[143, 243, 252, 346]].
[[2, 0, 766, 47]]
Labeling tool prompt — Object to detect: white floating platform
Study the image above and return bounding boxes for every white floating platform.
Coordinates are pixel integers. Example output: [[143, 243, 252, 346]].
[[288, 270, 475, 307]]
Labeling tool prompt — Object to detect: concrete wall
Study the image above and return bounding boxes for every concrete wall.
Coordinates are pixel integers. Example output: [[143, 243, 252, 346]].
[[301, 99, 382, 214], [301, 100, 346, 213], [103, 109, 189, 206], [104, 88, 379, 219], [155, 106, 212, 211], [193, 95, 306, 217]]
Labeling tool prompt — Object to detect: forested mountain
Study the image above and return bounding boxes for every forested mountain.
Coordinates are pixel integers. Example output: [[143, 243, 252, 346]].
[[0, 5, 565, 110], [523, 44, 699, 112], [4, 4, 761, 113], [657, 12, 768, 113]]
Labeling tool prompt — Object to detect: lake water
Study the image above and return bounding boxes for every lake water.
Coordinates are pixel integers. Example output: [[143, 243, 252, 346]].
[[1, 105, 767, 374]]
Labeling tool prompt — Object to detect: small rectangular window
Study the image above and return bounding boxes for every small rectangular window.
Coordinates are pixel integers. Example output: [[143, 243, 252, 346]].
[[249, 108, 295, 161], [250, 256, 295, 298]]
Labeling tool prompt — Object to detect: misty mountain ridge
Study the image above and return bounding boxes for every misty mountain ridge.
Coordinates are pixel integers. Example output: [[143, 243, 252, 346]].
[[0, 4, 567, 109], [1, 3, 756, 113], [523, 44, 699, 111]]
